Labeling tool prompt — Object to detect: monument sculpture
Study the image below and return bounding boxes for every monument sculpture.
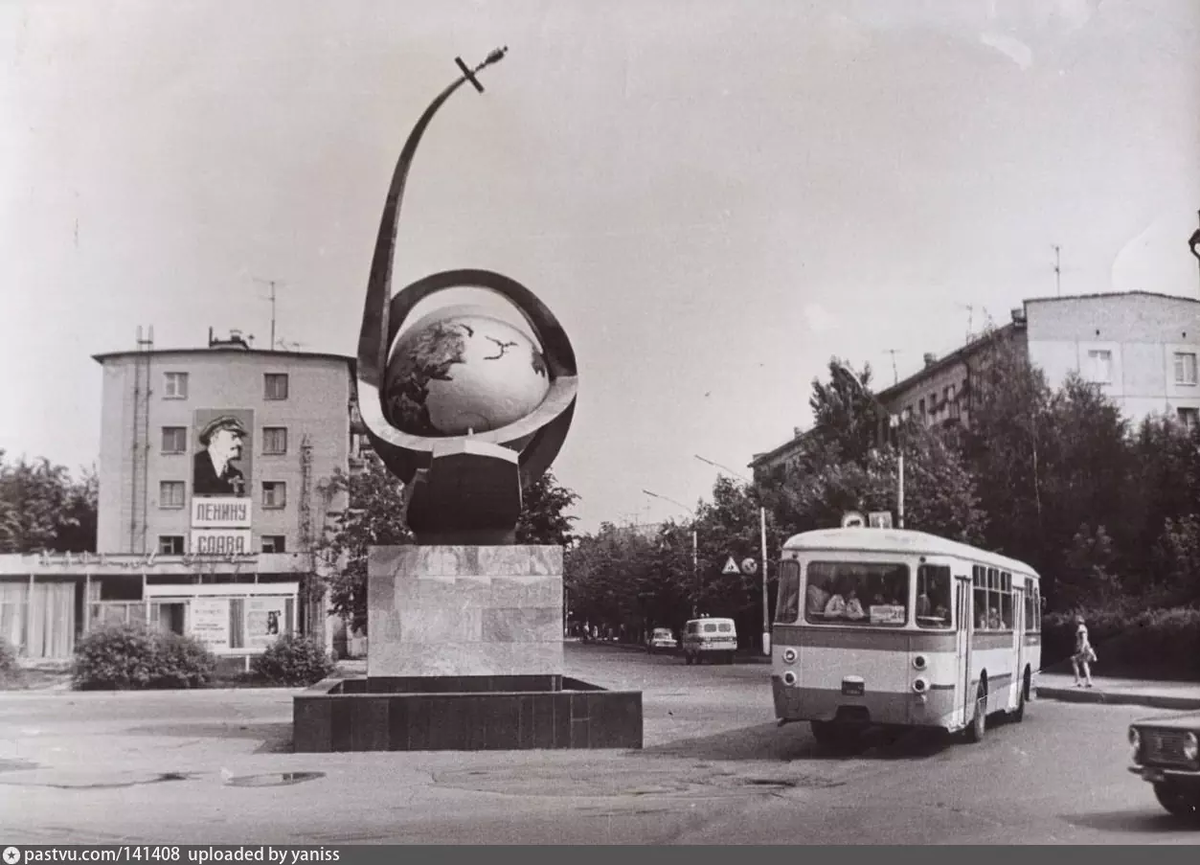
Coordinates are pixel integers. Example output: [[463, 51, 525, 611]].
[[293, 50, 642, 752]]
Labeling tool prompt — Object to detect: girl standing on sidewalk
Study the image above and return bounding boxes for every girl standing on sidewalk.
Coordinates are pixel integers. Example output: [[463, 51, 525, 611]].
[[1073, 614, 1096, 687]]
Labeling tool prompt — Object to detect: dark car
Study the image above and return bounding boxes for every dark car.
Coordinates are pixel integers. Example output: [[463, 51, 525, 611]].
[[1128, 711, 1200, 821]]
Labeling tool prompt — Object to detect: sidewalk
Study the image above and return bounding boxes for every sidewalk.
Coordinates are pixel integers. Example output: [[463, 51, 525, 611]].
[[1036, 672, 1200, 711]]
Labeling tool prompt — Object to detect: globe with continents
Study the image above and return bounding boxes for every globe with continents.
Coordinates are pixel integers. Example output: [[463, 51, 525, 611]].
[[383, 313, 551, 437]]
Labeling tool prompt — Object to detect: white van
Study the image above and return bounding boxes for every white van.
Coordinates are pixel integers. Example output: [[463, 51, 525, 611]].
[[681, 617, 738, 665]]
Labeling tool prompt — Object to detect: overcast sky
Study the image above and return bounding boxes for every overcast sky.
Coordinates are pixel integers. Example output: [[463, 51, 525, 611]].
[[2, 0, 1198, 532]]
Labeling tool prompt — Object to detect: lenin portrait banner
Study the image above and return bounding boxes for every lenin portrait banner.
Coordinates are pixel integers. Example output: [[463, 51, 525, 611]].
[[192, 409, 254, 498]]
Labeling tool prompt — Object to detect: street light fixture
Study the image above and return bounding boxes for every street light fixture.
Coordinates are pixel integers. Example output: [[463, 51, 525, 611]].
[[642, 488, 699, 617], [832, 363, 905, 529], [694, 455, 772, 656]]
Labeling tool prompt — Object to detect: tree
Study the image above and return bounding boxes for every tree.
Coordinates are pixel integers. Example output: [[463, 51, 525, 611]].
[[315, 454, 412, 635], [318, 455, 580, 634], [808, 358, 888, 466], [514, 470, 579, 545], [960, 331, 1054, 576], [0, 452, 97, 553]]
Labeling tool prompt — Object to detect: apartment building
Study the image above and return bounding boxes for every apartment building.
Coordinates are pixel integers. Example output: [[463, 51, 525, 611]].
[[0, 329, 354, 660], [750, 291, 1200, 479]]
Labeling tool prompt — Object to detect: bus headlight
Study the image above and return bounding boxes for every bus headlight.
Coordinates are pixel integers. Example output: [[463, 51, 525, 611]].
[[1128, 727, 1141, 763], [1184, 732, 1199, 763], [782, 648, 797, 663], [912, 655, 927, 671], [782, 671, 797, 687], [912, 677, 929, 694]]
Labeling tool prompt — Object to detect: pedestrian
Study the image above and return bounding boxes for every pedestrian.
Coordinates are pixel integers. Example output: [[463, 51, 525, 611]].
[[1072, 614, 1096, 687]]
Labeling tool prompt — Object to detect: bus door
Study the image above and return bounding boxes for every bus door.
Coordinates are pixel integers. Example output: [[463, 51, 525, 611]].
[[1014, 579, 1027, 702], [955, 575, 971, 729]]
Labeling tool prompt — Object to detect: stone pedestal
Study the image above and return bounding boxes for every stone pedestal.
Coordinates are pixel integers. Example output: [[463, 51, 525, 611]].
[[293, 543, 642, 752], [366, 545, 563, 679]]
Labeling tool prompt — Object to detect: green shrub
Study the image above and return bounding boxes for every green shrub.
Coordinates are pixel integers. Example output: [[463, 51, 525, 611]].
[[251, 634, 335, 686], [72, 625, 216, 690], [0, 638, 18, 684], [1042, 605, 1200, 680]]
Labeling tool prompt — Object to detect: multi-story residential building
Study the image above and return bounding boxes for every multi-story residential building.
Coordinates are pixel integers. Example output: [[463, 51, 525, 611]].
[[750, 291, 1200, 480], [0, 329, 354, 661]]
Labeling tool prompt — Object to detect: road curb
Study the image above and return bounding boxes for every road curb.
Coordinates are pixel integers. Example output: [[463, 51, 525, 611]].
[[1036, 686, 1200, 711]]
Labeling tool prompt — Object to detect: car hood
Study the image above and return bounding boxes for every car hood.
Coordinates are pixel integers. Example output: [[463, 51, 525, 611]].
[[1134, 710, 1200, 731]]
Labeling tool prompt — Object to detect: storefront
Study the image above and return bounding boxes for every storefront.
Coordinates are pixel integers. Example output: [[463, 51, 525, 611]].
[[0, 551, 312, 661]]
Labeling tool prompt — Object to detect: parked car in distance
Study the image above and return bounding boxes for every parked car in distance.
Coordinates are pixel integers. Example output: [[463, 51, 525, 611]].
[[1128, 710, 1200, 822], [646, 627, 678, 654], [681, 616, 737, 665]]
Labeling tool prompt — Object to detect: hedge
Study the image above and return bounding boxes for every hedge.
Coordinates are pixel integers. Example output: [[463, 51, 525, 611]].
[[73, 625, 217, 690], [0, 638, 17, 684], [250, 634, 335, 686], [1042, 606, 1200, 680]]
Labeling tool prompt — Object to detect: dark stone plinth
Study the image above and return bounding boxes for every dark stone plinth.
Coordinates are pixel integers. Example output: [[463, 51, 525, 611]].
[[293, 676, 642, 752]]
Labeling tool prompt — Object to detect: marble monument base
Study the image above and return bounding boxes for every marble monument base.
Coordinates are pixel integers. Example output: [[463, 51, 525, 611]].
[[293, 544, 642, 752]]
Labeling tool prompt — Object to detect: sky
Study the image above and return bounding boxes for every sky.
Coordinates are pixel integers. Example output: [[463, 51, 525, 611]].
[[2, 0, 1199, 533]]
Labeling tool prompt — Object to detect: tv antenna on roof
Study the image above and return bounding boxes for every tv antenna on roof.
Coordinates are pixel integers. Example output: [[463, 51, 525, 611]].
[[253, 277, 286, 351], [882, 349, 901, 385]]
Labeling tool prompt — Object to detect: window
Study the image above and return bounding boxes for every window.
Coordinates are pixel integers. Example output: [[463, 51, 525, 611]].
[[972, 565, 987, 630], [1178, 407, 1199, 431], [804, 561, 909, 626], [1024, 582, 1035, 630], [918, 398, 926, 416], [1086, 349, 1112, 384], [1175, 352, 1197, 386], [161, 426, 187, 454], [264, 373, 289, 400], [916, 564, 952, 628], [159, 481, 185, 509], [163, 372, 189, 399], [262, 427, 288, 455], [158, 535, 185, 555], [261, 535, 287, 554], [774, 559, 801, 624], [263, 481, 286, 508]]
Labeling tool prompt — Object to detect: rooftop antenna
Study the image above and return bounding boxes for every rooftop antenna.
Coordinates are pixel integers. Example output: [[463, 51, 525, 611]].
[[253, 277, 285, 350], [959, 304, 975, 342], [1053, 244, 1062, 296], [882, 349, 901, 385]]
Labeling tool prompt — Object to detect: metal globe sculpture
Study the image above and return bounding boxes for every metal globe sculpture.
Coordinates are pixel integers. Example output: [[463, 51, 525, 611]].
[[355, 49, 578, 544]]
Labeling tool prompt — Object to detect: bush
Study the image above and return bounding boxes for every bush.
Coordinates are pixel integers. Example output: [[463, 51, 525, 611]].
[[0, 638, 18, 683], [73, 625, 216, 690], [250, 634, 334, 686], [1042, 605, 1200, 680]]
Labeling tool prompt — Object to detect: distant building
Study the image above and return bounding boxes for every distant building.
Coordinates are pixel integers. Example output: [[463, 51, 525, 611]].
[[750, 291, 1200, 479], [0, 329, 354, 661]]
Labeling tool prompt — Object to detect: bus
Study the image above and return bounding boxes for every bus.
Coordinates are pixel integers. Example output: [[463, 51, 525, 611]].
[[771, 526, 1042, 749]]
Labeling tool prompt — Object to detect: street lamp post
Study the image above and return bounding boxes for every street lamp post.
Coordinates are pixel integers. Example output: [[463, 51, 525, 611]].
[[642, 489, 699, 617], [834, 363, 904, 529], [694, 455, 771, 656]]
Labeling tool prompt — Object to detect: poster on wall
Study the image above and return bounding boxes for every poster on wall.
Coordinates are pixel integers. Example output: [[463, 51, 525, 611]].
[[192, 409, 254, 498], [244, 597, 286, 650], [190, 597, 231, 651]]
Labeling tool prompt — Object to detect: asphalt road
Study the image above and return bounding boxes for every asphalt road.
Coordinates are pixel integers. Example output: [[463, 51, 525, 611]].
[[1, 643, 1197, 845]]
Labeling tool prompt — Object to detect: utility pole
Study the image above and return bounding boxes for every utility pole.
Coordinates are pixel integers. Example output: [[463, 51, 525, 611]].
[[1053, 245, 1062, 296], [254, 278, 284, 350]]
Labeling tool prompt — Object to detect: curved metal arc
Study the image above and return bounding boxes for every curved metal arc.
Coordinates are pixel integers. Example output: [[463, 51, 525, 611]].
[[357, 72, 477, 391]]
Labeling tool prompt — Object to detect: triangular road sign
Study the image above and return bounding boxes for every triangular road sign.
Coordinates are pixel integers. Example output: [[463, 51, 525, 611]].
[[722, 556, 740, 575]]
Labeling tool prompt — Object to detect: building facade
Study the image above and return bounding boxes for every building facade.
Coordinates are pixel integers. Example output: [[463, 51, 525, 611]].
[[750, 291, 1200, 479], [0, 331, 354, 660]]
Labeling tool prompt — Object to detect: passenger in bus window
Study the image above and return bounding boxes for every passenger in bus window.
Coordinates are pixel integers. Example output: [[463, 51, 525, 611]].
[[845, 588, 865, 620], [916, 592, 932, 618], [824, 589, 847, 618], [807, 581, 830, 616], [988, 609, 1002, 630]]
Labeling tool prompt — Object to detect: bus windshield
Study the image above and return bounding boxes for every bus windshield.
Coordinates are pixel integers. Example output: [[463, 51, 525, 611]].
[[804, 561, 909, 626]]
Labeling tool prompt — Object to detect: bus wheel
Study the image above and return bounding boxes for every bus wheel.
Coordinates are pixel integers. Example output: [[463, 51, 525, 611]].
[[810, 721, 838, 747], [1013, 669, 1030, 723], [1154, 782, 1200, 821], [965, 682, 987, 743]]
